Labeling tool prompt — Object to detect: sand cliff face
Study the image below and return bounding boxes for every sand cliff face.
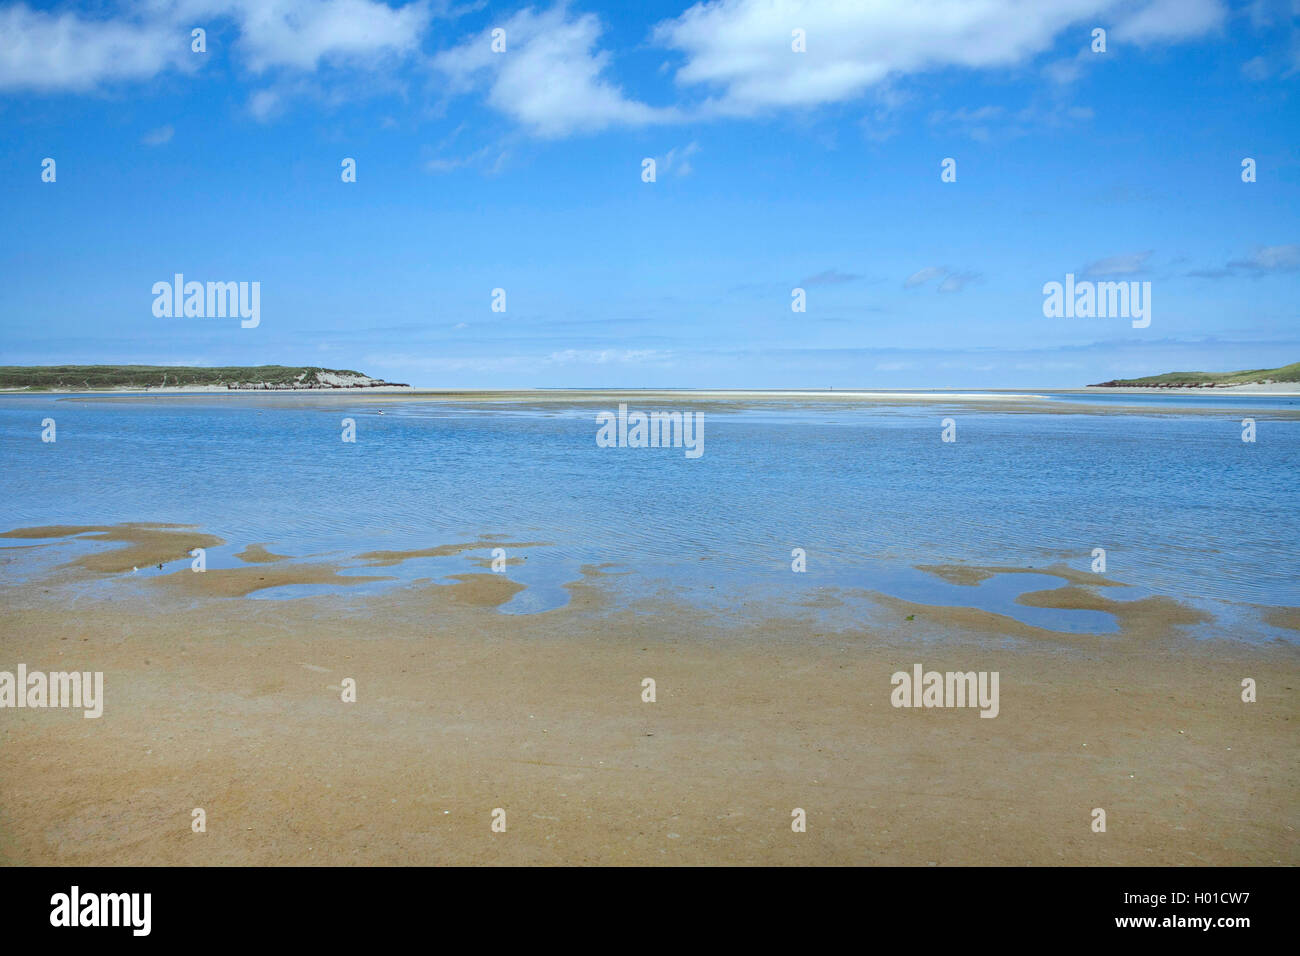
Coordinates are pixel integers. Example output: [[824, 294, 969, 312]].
[[310, 371, 391, 388], [226, 370, 408, 389]]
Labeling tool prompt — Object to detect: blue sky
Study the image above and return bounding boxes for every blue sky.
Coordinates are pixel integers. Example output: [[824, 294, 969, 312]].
[[1, 0, 1297, 387]]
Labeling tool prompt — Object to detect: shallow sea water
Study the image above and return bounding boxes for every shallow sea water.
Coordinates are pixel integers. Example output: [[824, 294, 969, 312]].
[[1, 392, 1295, 639]]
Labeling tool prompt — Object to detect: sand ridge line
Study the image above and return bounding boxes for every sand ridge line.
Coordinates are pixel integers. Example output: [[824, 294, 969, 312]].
[[917, 562, 1125, 588], [355, 540, 551, 567], [234, 544, 292, 564]]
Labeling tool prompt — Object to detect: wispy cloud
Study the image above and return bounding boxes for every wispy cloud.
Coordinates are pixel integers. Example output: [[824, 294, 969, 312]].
[[141, 124, 174, 146], [659, 141, 699, 176], [424, 145, 509, 175], [904, 266, 947, 289], [1187, 244, 1300, 278], [904, 266, 981, 293], [365, 348, 674, 376], [931, 101, 1094, 140], [801, 269, 862, 287], [1082, 250, 1154, 278], [937, 271, 981, 293], [1111, 0, 1225, 44], [928, 105, 1004, 142], [903, 265, 980, 293]]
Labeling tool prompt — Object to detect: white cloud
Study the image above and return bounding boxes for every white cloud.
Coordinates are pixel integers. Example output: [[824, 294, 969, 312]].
[[905, 265, 979, 293], [0, 4, 194, 91], [929, 104, 1003, 141], [0, 0, 433, 92], [930, 101, 1095, 142], [220, 0, 432, 73], [801, 268, 862, 286], [424, 145, 508, 174], [545, 348, 672, 365], [1109, 0, 1224, 43], [652, 0, 1225, 116], [365, 348, 673, 375], [937, 271, 980, 293], [141, 124, 175, 145], [904, 266, 947, 288], [1083, 250, 1154, 277], [1241, 55, 1270, 80], [248, 88, 283, 120], [0, 0, 1233, 135], [1230, 244, 1300, 273], [659, 141, 699, 176], [433, 5, 677, 137]]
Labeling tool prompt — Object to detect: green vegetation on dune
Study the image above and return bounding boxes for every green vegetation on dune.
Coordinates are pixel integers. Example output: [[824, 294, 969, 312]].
[[1090, 362, 1300, 387], [0, 365, 405, 390]]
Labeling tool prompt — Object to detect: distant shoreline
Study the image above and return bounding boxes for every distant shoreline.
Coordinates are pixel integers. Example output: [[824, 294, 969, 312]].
[[0, 384, 415, 394], [1081, 381, 1300, 395], [4, 384, 1298, 397], [0, 364, 408, 392], [1088, 362, 1300, 389]]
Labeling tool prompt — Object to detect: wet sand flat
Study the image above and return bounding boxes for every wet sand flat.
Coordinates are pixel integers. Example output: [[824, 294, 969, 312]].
[[45, 388, 1300, 420], [0, 544, 1294, 866]]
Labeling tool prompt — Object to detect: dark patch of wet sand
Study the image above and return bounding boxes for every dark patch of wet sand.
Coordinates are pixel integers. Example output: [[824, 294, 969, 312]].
[[356, 540, 549, 568], [1263, 607, 1300, 632], [234, 544, 291, 564], [0, 523, 224, 574], [151, 563, 394, 599], [917, 562, 1123, 588], [1014, 585, 1210, 633]]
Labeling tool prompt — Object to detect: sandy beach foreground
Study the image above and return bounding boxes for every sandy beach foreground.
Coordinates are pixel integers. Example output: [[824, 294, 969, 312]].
[[0, 525, 1295, 866]]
